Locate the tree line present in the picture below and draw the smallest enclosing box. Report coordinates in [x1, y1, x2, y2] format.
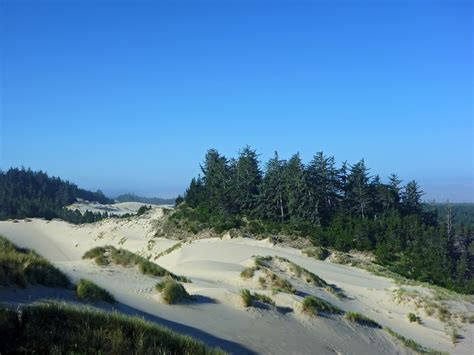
[181, 147, 473, 293]
[0, 168, 112, 223]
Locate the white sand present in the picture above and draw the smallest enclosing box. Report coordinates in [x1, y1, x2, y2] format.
[1, 209, 472, 354]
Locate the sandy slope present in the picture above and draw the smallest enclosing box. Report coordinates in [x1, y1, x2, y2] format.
[66, 199, 164, 216]
[1, 208, 472, 354]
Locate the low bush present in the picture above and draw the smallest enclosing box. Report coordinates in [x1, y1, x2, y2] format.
[407, 312, 421, 323]
[0, 236, 69, 288]
[0, 303, 225, 354]
[76, 279, 115, 303]
[156, 277, 193, 304]
[301, 296, 341, 316]
[344, 311, 381, 328]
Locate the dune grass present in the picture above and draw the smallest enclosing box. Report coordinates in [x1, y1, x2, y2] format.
[76, 279, 115, 304]
[240, 266, 256, 279]
[155, 277, 194, 304]
[384, 327, 448, 354]
[301, 295, 342, 316]
[83, 245, 190, 282]
[0, 235, 69, 288]
[240, 288, 275, 308]
[154, 242, 183, 259]
[344, 311, 381, 328]
[0, 303, 225, 354]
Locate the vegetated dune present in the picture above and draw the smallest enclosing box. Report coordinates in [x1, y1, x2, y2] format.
[0, 207, 472, 354]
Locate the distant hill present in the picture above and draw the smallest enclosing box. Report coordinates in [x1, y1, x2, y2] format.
[115, 193, 176, 206]
[432, 202, 474, 227]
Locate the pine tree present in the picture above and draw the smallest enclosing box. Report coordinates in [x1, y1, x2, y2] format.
[345, 159, 371, 218]
[259, 152, 287, 222]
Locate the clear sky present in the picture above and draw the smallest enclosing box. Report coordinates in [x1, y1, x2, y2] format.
[1, 0, 473, 201]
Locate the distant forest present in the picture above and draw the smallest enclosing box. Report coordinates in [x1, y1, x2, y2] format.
[180, 147, 474, 294]
[115, 193, 175, 205]
[0, 168, 113, 223]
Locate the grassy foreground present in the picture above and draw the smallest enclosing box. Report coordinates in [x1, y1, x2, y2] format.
[0, 235, 69, 288]
[0, 303, 225, 354]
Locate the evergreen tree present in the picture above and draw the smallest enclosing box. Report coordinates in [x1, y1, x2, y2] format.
[401, 180, 424, 215]
[259, 152, 287, 222]
[345, 159, 371, 218]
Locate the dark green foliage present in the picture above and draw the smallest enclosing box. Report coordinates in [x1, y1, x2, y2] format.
[301, 296, 342, 316]
[0, 236, 69, 288]
[344, 311, 381, 328]
[155, 277, 193, 304]
[0, 304, 225, 354]
[0, 167, 112, 223]
[76, 279, 115, 303]
[83, 246, 189, 282]
[182, 147, 474, 294]
[136, 205, 152, 216]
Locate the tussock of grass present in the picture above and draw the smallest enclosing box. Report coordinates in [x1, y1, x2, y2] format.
[240, 267, 256, 279]
[344, 312, 381, 328]
[301, 296, 341, 316]
[83, 246, 190, 282]
[0, 236, 69, 288]
[266, 270, 296, 294]
[0, 303, 225, 354]
[155, 277, 193, 304]
[240, 288, 275, 307]
[240, 288, 252, 307]
[76, 279, 115, 304]
[384, 327, 448, 354]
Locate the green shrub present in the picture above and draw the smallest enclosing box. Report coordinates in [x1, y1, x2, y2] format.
[156, 277, 193, 304]
[0, 236, 69, 288]
[76, 279, 115, 303]
[407, 313, 421, 323]
[240, 289, 252, 307]
[344, 312, 381, 328]
[0, 303, 225, 354]
[301, 296, 341, 316]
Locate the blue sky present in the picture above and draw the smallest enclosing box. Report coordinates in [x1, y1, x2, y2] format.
[1, 0, 473, 201]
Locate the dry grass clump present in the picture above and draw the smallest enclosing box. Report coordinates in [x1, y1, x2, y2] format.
[302, 247, 330, 261]
[384, 327, 447, 354]
[240, 267, 257, 279]
[0, 303, 225, 354]
[155, 277, 194, 304]
[301, 296, 342, 316]
[83, 246, 190, 282]
[0, 236, 69, 288]
[76, 279, 115, 304]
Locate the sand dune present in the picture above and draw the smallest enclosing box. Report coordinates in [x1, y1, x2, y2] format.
[1, 207, 472, 354]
